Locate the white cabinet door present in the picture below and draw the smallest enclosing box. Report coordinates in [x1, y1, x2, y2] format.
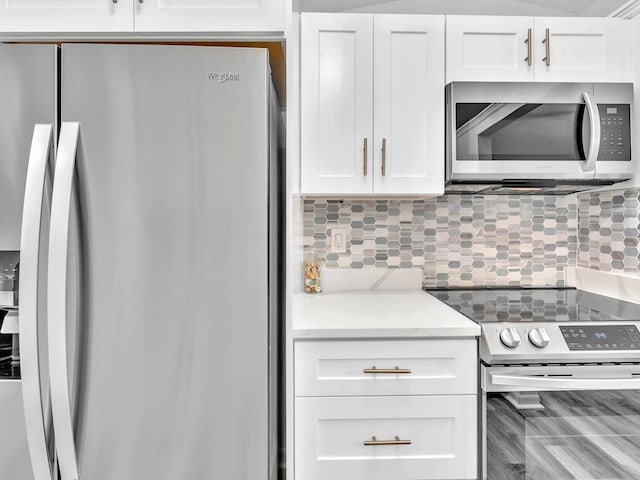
[373, 15, 445, 195]
[533, 18, 632, 82]
[301, 13, 374, 195]
[134, 0, 283, 33]
[446, 15, 534, 82]
[295, 395, 478, 480]
[0, 0, 133, 32]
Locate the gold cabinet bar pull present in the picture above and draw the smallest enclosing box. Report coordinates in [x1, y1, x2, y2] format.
[364, 436, 412, 446]
[542, 28, 550, 66]
[381, 138, 387, 176]
[524, 28, 532, 66]
[363, 138, 368, 176]
[363, 366, 411, 374]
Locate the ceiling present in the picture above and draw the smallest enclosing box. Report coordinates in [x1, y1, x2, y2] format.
[299, 0, 634, 17]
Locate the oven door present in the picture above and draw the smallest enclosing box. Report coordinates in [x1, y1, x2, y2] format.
[482, 364, 640, 480]
[446, 82, 633, 182]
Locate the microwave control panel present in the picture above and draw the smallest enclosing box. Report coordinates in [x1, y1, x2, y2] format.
[598, 104, 631, 161]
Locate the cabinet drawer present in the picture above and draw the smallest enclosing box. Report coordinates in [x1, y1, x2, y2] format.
[295, 395, 477, 480]
[295, 339, 477, 397]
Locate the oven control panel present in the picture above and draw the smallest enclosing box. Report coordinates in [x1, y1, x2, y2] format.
[560, 325, 640, 351]
[480, 322, 640, 364]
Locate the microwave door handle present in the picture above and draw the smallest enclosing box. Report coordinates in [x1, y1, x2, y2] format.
[491, 373, 640, 391]
[582, 91, 600, 174]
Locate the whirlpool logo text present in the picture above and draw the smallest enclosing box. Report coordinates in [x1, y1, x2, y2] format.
[207, 72, 240, 83]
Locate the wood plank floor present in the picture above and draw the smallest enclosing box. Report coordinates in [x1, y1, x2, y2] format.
[487, 390, 640, 480]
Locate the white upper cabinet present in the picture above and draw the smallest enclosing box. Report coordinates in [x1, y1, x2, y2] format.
[0, 0, 134, 33]
[301, 13, 445, 195]
[373, 15, 445, 195]
[533, 17, 631, 82]
[0, 0, 283, 34]
[446, 16, 534, 82]
[300, 13, 374, 195]
[134, 0, 284, 33]
[446, 16, 631, 83]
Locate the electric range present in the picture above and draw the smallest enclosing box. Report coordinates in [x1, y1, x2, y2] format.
[429, 287, 640, 480]
[427, 287, 640, 365]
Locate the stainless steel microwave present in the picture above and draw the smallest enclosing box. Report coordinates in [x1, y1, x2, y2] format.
[446, 82, 634, 194]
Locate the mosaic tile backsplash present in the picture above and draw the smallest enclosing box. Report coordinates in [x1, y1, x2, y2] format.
[303, 188, 640, 288]
[578, 188, 640, 274]
[304, 195, 577, 288]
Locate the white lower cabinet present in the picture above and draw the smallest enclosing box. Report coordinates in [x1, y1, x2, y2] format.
[295, 395, 477, 480]
[294, 339, 478, 479]
[295, 339, 476, 397]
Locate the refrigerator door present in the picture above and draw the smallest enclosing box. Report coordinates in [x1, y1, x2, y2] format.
[0, 381, 38, 480]
[57, 44, 272, 480]
[0, 44, 57, 480]
[0, 45, 55, 250]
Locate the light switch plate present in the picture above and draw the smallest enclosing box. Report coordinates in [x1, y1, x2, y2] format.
[330, 228, 347, 253]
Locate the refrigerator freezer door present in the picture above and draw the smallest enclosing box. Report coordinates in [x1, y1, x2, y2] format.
[0, 45, 56, 250]
[0, 382, 38, 479]
[60, 44, 272, 480]
[0, 44, 58, 480]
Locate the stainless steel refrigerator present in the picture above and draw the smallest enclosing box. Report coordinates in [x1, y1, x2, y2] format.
[1, 43, 281, 480]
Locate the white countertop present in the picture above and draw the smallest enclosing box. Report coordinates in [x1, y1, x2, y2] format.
[293, 290, 480, 339]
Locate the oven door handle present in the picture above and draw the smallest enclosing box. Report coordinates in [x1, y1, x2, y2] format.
[582, 91, 600, 175]
[491, 373, 640, 391]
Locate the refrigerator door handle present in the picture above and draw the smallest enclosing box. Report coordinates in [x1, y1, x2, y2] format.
[19, 124, 55, 480]
[48, 122, 81, 480]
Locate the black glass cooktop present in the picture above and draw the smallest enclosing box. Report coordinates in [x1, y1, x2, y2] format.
[427, 287, 640, 323]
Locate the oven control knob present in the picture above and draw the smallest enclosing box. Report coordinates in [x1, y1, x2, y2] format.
[528, 327, 550, 348]
[499, 328, 521, 349]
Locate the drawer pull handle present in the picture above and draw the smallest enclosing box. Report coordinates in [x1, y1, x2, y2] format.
[363, 366, 411, 374]
[364, 436, 412, 446]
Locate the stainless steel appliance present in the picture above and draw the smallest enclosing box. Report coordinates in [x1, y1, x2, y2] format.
[446, 82, 634, 194]
[430, 288, 640, 480]
[1, 44, 281, 480]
